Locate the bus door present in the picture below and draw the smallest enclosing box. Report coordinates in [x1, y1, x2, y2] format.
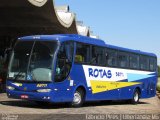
[53, 41, 74, 101]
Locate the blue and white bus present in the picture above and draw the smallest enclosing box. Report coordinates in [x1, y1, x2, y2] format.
[6, 34, 158, 107]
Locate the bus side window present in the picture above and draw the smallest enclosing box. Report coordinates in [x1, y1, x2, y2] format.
[91, 46, 105, 65]
[55, 41, 74, 82]
[129, 54, 139, 69]
[140, 55, 149, 71]
[106, 49, 117, 67]
[149, 57, 157, 71]
[117, 51, 129, 68]
[75, 43, 90, 63]
[75, 55, 83, 62]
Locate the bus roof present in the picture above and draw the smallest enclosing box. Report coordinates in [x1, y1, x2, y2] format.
[19, 34, 157, 57]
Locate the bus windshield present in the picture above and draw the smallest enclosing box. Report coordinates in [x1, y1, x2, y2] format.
[8, 41, 58, 82]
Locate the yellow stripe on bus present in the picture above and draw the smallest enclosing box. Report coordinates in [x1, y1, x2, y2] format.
[90, 80, 141, 94]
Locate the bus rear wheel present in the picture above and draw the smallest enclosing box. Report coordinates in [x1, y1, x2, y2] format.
[71, 89, 84, 107]
[130, 89, 140, 104]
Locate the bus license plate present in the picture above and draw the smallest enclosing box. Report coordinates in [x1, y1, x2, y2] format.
[21, 95, 29, 99]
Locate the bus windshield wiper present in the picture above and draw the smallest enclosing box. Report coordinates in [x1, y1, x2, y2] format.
[14, 70, 24, 81]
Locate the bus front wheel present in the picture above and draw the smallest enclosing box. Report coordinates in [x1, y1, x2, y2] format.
[130, 89, 140, 104]
[71, 89, 84, 107]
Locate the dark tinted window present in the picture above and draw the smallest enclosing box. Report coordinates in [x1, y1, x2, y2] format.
[55, 41, 74, 82]
[75, 43, 90, 63]
[140, 56, 149, 70]
[30, 41, 55, 69]
[29, 41, 57, 82]
[90, 46, 105, 65]
[106, 49, 117, 67]
[9, 41, 58, 82]
[118, 51, 129, 68]
[149, 57, 157, 71]
[10, 41, 34, 72]
[130, 54, 139, 69]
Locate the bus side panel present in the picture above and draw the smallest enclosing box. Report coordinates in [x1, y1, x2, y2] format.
[119, 80, 148, 100]
[71, 65, 120, 101]
[119, 74, 157, 100]
[90, 89, 120, 101]
[71, 64, 157, 101]
[51, 82, 74, 102]
[140, 75, 157, 99]
[70, 64, 91, 100]
[119, 86, 136, 99]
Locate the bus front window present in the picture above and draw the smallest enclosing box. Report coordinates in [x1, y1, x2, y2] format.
[8, 41, 33, 80]
[29, 41, 57, 82]
[8, 41, 58, 82]
[55, 41, 74, 82]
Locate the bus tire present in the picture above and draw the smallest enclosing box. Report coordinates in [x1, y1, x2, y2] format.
[130, 89, 140, 104]
[71, 88, 84, 107]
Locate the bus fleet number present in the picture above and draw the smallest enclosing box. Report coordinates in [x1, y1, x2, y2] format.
[116, 72, 124, 77]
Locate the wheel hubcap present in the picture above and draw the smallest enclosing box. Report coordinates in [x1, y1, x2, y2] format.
[134, 92, 139, 102]
[73, 92, 81, 104]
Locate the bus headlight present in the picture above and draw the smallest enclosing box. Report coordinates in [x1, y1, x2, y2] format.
[37, 89, 51, 93]
[7, 86, 15, 90]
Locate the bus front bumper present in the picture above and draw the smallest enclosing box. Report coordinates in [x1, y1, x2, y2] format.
[6, 89, 53, 102]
